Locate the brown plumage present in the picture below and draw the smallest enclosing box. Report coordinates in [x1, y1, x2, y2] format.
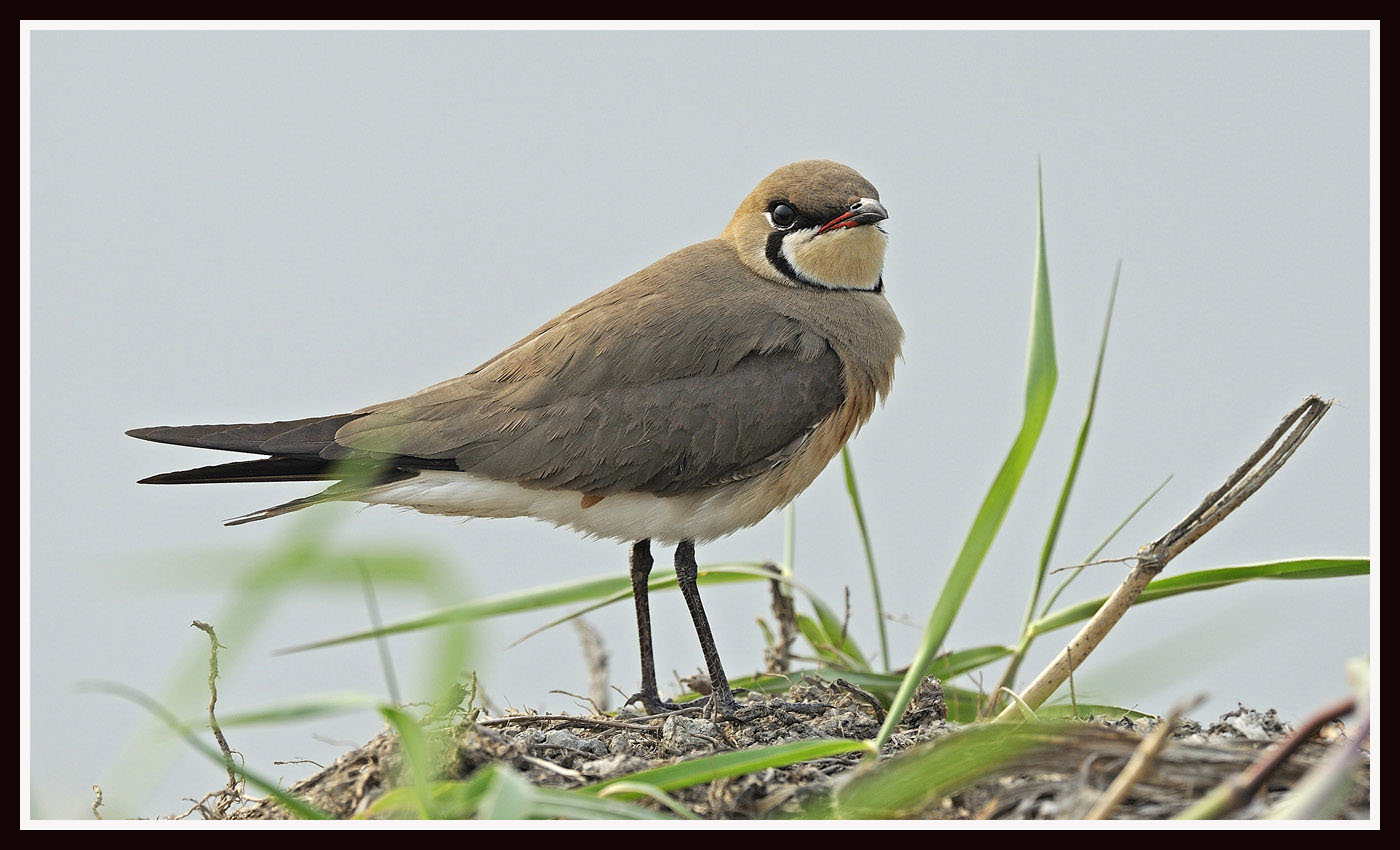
[128, 159, 904, 715]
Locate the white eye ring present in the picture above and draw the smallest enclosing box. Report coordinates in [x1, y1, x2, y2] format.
[765, 203, 797, 231]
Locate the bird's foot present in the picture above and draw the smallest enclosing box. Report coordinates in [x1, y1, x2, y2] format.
[625, 691, 681, 715]
[693, 689, 743, 720]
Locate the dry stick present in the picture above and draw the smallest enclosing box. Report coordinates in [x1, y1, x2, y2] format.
[1047, 555, 1141, 575]
[839, 586, 852, 649]
[1177, 695, 1357, 819]
[1084, 696, 1202, 819]
[834, 678, 887, 724]
[191, 621, 238, 790]
[995, 396, 1332, 722]
[549, 688, 607, 717]
[765, 562, 798, 674]
[475, 713, 669, 733]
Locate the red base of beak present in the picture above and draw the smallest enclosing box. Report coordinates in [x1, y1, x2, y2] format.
[818, 211, 862, 234]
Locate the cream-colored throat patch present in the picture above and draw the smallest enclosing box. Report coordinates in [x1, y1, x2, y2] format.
[782, 225, 887, 290]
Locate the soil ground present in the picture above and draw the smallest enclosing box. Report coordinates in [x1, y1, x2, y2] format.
[221, 676, 1369, 820]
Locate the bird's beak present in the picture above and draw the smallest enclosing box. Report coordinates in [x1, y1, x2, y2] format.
[817, 198, 889, 235]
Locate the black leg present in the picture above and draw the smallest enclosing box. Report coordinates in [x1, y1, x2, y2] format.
[675, 539, 740, 716]
[625, 539, 677, 714]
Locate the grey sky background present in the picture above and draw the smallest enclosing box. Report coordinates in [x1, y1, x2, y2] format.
[29, 29, 1370, 818]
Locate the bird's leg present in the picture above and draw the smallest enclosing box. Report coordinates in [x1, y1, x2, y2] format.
[674, 539, 741, 717]
[625, 539, 678, 715]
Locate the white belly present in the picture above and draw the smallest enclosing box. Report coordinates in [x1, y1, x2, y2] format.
[357, 471, 783, 544]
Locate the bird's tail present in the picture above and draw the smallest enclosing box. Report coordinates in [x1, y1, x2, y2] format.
[127, 414, 416, 525]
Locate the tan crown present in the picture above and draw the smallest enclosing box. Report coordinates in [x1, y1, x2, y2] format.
[721, 159, 888, 291]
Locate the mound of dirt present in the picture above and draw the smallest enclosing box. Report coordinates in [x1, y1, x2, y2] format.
[228, 677, 1368, 820]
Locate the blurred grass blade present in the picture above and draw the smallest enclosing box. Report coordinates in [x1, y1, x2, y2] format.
[584, 738, 868, 797]
[809, 594, 868, 670]
[872, 164, 1058, 753]
[81, 681, 329, 819]
[795, 613, 865, 669]
[367, 766, 494, 819]
[281, 562, 771, 653]
[943, 685, 995, 723]
[359, 561, 402, 705]
[475, 761, 535, 820]
[370, 764, 674, 820]
[1036, 702, 1155, 721]
[927, 645, 1015, 680]
[508, 563, 831, 650]
[523, 788, 676, 820]
[380, 706, 439, 819]
[841, 447, 891, 670]
[1028, 557, 1369, 637]
[1265, 657, 1370, 819]
[596, 782, 702, 819]
[826, 722, 1064, 818]
[192, 691, 379, 728]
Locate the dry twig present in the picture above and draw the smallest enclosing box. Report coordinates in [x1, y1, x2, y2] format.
[764, 562, 798, 674]
[997, 396, 1332, 721]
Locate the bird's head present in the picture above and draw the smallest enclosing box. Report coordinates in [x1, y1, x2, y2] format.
[721, 159, 888, 292]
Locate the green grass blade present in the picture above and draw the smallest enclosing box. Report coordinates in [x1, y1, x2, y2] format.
[474, 763, 537, 820]
[809, 594, 868, 671]
[189, 691, 378, 728]
[943, 685, 994, 723]
[584, 738, 869, 797]
[991, 265, 1121, 708]
[509, 563, 840, 650]
[522, 788, 677, 820]
[367, 768, 495, 819]
[872, 164, 1058, 753]
[280, 562, 771, 653]
[379, 706, 440, 819]
[369, 763, 666, 820]
[1029, 557, 1369, 637]
[596, 782, 702, 819]
[1036, 702, 1155, 721]
[795, 613, 866, 669]
[1018, 262, 1119, 638]
[841, 447, 891, 671]
[825, 722, 1065, 818]
[927, 645, 1016, 680]
[358, 561, 402, 705]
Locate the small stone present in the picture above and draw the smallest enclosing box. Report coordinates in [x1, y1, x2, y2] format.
[662, 714, 721, 751]
[538, 728, 608, 756]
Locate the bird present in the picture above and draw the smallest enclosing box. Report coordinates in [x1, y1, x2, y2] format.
[127, 159, 904, 716]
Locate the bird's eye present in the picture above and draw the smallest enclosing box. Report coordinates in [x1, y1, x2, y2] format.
[769, 203, 797, 229]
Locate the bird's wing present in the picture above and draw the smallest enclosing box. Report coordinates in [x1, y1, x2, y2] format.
[332, 242, 848, 495]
